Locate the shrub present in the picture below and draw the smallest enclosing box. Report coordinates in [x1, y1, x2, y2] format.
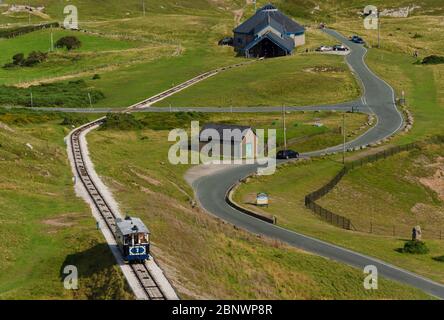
[140, 112, 209, 130]
[101, 113, 142, 130]
[401, 240, 430, 254]
[56, 36, 82, 51]
[23, 51, 48, 67]
[12, 53, 25, 65]
[433, 256, 444, 262]
[422, 55, 444, 65]
[92, 74, 101, 80]
[60, 114, 90, 127]
[3, 51, 47, 68]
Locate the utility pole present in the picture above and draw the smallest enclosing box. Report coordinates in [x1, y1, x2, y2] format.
[28, 2, 31, 25]
[30, 91, 33, 108]
[342, 113, 346, 164]
[377, 10, 381, 48]
[88, 92, 93, 108]
[142, 0, 146, 17]
[50, 29, 54, 52]
[282, 106, 287, 150]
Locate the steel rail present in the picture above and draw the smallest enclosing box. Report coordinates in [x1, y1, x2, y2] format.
[69, 120, 165, 300]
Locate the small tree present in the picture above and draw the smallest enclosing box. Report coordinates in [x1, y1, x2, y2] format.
[56, 36, 82, 51]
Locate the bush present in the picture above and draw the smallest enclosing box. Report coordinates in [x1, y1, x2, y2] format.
[23, 51, 48, 67]
[3, 51, 47, 68]
[101, 113, 142, 130]
[422, 55, 444, 65]
[433, 256, 444, 262]
[140, 112, 209, 130]
[401, 240, 430, 254]
[92, 74, 101, 80]
[60, 114, 90, 127]
[12, 53, 25, 65]
[56, 36, 82, 51]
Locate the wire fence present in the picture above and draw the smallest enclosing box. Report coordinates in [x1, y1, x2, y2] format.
[0, 22, 60, 39]
[304, 139, 444, 239]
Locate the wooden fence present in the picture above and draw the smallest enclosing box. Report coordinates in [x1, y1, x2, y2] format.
[305, 139, 444, 239]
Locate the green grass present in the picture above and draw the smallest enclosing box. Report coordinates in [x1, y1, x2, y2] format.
[0, 109, 133, 299]
[99, 111, 370, 153]
[0, 2, 362, 109]
[231, 12, 444, 288]
[234, 156, 444, 285]
[0, 80, 105, 108]
[0, 28, 164, 87]
[318, 144, 444, 236]
[154, 54, 360, 108]
[87, 121, 432, 299]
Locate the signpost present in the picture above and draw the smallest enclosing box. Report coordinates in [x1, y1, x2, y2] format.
[256, 193, 269, 207]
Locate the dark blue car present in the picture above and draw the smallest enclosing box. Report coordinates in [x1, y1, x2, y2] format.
[350, 35, 365, 44]
[277, 150, 299, 160]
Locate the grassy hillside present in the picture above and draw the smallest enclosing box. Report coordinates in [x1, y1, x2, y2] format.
[0, 1, 362, 109]
[86, 116, 432, 299]
[326, 12, 444, 142]
[0, 109, 133, 299]
[154, 52, 360, 108]
[233, 155, 444, 284]
[318, 143, 444, 236]
[232, 2, 444, 289]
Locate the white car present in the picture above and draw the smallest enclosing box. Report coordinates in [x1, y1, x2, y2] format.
[333, 44, 349, 51]
[316, 45, 333, 52]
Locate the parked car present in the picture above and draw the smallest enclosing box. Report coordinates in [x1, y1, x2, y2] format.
[350, 35, 365, 44]
[316, 45, 333, 52]
[333, 44, 349, 51]
[218, 37, 233, 46]
[276, 150, 300, 160]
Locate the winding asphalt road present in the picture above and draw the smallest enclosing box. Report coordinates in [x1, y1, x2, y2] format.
[190, 30, 444, 299]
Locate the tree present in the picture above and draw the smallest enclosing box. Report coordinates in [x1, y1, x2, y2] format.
[55, 36, 82, 51]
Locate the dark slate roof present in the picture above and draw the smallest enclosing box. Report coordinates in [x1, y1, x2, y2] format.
[245, 32, 295, 53]
[234, 4, 305, 35]
[253, 15, 285, 35]
[116, 217, 150, 236]
[200, 123, 254, 142]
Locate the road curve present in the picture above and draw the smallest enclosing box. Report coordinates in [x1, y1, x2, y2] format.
[190, 30, 444, 298]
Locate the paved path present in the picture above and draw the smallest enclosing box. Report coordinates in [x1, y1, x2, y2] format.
[189, 30, 444, 299]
